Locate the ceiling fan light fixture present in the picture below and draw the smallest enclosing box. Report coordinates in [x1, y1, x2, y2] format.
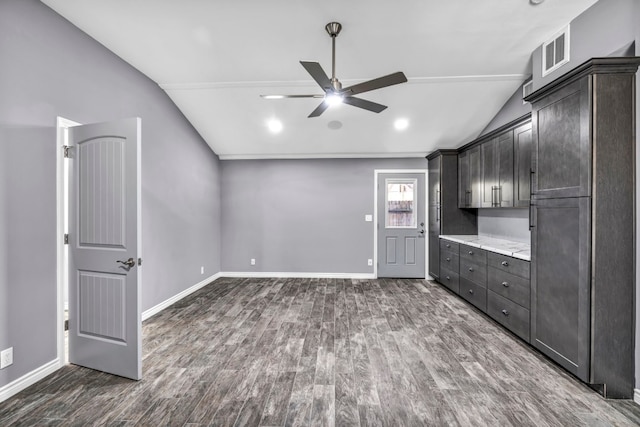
[394, 118, 409, 131]
[324, 93, 344, 107]
[266, 119, 283, 133]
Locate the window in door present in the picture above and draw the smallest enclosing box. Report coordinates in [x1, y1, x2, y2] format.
[385, 178, 417, 228]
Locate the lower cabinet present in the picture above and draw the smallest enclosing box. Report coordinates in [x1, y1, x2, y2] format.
[436, 238, 531, 344]
[439, 240, 460, 293]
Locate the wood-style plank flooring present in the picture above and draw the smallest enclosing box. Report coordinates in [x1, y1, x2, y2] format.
[2, 278, 640, 426]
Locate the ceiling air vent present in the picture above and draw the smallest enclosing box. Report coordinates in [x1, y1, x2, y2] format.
[522, 81, 533, 104]
[542, 25, 570, 77]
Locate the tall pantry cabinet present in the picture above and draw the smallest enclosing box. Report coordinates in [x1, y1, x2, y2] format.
[526, 57, 640, 398]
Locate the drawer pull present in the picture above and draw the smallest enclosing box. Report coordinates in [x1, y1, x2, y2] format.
[501, 261, 509, 267]
[468, 250, 474, 255]
[501, 309, 510, 317]
[446, 276, 451, 281]
[468, 289, 474, 294]
[446, 257, 451, 262]
[446, 244, 451, 248]
[468, 267, 474, 272]
[502, 281, 509, 287]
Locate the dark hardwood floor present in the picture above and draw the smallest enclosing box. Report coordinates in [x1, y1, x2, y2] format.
[2, 278, 640, 426]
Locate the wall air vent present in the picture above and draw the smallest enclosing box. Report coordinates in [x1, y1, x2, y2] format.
[522, 81, 533, 104]
[542, 25, 570, 77]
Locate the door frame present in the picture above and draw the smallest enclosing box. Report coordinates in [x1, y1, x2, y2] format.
[373, 169, 428, 278]
[56, 116, 80, 366]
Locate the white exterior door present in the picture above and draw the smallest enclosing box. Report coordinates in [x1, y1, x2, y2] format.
[377, 172, 426, 278]
[68, 118, 142, 380]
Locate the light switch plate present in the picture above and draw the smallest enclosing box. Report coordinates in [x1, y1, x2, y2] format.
[365, 214, 373, 222]
[367, 259, 373, 266]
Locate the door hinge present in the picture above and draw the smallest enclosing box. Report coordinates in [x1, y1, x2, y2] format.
[63, 145, 71, 158]
[64, 234, 69, 244]
[138, 258, 142, 266]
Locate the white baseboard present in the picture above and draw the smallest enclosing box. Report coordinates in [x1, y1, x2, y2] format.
[0, 358, 61, 403]
[634, 389, 640, 405]
[141, 272, 222, 321]
[219, 271, 376, 279]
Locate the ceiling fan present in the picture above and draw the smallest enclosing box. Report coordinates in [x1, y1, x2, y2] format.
[261, 22, 408, 118]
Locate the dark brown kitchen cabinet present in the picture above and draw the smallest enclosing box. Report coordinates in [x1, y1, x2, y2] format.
[427, 150, 477, 280]
[513, 122, 532, 207]
[526, 57, 640, 399]
[481, 131, 514, 207]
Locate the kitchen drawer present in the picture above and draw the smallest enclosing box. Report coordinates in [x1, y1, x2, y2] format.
[440, 239, 459, 254]
[487, 290, 530, 342]
[438, 267, 460, 294]
[487, 252, 530, 279]
[459, 259, 487, 287]
[460, 244, 487, 263]
[488, 267, 530, 309]
[440, 252, 459, 271]
[459, 277, 487, 312]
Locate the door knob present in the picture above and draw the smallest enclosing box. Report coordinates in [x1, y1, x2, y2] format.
[419, 229, 425, 234]
[117, 258, 136, 268]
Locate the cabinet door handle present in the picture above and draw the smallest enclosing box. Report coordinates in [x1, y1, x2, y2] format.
[502, 281, 509, 287]
[501, 309, 510, 317]
[437, 205, 440, 222]
[529, 168, 535, 197]
[445, 244, 450, 248]
[468, 289, 474, 294]
[468, 267, 474, 272]
[446, 257, 451, 262]
[446, 276, 451, 281]
[468, 250, 473, 255]
[501, 261, 509, 267]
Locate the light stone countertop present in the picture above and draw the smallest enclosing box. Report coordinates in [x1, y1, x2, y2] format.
[439, 234, 531, 261]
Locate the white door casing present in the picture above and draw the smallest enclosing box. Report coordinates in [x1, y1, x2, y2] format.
[67, 117, 142, 380]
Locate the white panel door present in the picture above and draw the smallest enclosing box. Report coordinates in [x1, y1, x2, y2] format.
[377, 172, 426, 278]
[68, 117, 142, 380]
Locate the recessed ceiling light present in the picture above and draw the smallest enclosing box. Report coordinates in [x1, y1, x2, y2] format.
[267, 119, 283, 133]
[262, 95, 285, 99]
[324, 93, 344, 107]
[530, 0, 545, 4]
[394, 118, 409, 131]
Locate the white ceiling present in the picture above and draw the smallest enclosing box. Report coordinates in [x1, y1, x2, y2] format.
[41, 0, 598, 159]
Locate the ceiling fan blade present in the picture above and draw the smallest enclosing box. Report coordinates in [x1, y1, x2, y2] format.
[342, 96, 388, 113]
[308, 101, 330, 118]
[341, 72, 407, 96]
[300, 61, 332, 91]
[260, 94, 324, 99]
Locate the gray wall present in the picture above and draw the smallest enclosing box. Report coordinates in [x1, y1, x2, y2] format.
[635, 0, 640, 394]
[532, 0, 637, 91]
[477, 209, 530, 244]
[0, 0, 221, 388]
[479, 82, 532, 136]
[221, 158, 425, 274]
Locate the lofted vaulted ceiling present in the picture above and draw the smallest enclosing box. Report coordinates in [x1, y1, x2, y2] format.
[41, 0, 598, 159]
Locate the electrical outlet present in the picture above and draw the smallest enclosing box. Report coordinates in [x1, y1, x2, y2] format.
[250, 258, 256, 265]
[200, 266, 204, 275]
[365, 214, 373, 222]
[367, 259, 373, 266]
[1, 347, 13, 369]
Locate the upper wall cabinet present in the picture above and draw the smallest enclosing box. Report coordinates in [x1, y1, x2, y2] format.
[458, 145, 481, 208]
[514, 122, 532, 207]
[481, 131, 514, 208]
[458, 116, 531, 209]
[530, 78, 590, 199]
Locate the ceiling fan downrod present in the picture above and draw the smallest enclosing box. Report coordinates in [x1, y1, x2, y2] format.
[325, 22, 342, 91]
